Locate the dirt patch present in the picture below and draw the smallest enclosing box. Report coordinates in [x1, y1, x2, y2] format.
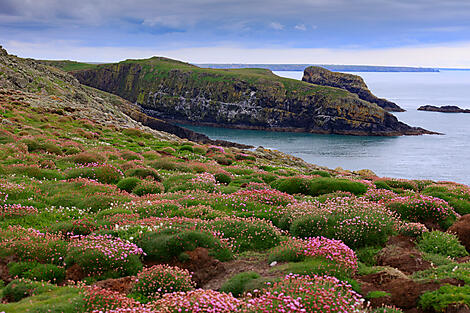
[445, 304, 470, 313]
[202, 253, 281, 291]
[377, 244, 431, 274]
[448, 214, 470, 252]
[66, 264, 85, 282]
[0, 255, 16, 284]
[94, 276, 134, 294]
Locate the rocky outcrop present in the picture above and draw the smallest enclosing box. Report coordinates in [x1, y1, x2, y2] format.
[418, 105, 470, 113]
[70, 57, 436, 136]
[447, 214, 470, 251]
[302, 66, 405, 112]
[0, 46, 250, 148]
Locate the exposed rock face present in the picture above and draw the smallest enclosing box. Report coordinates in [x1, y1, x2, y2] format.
[302, 66, 405, 112]
[0, 46, 249, 148]
[70, 57, 436, 136]
[418, 105, 470, 113]
[447, 214, 470, 251]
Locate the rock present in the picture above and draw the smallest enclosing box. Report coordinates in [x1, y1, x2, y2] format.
[418, 105, 470, 113]
[94, 276, 134, 294]
[302, 66, 405, 112]
[68, 57, 438, 136]
[447, 214, 470, 252]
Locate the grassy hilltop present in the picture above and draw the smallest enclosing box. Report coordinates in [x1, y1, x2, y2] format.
[0, 47, 469, 312]
[55, 57, 435, 136]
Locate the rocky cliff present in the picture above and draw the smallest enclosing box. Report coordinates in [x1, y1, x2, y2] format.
[0, 47, 249, 147]
[69, 57, 435, 136]
[302, 66, 405, 112]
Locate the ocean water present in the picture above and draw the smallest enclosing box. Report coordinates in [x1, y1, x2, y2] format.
[181, 70, 470, 185]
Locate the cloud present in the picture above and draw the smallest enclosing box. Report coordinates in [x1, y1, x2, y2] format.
[294, 24, 307, 31]
[269, 22, 284, 30]
[4, 39, 470, 68]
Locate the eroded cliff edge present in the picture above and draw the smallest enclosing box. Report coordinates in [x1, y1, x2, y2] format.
[68, 57, 436, 136]
[302, 66, 405, 112]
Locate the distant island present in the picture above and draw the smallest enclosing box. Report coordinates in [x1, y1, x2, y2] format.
[418, 105, 470, 113]
[197, 64, 440, 72]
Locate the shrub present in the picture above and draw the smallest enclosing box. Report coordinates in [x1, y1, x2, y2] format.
[150, 158, 190, 172]
[385, 194, 457, 229]
[23, 264, 66, 284]
[66, 234, 144, 277]
[269, 237, 358, 274]
[126, 168, 161, 181]
[8, 261, 39, 277]
[244, 274, 364, 313]
[179, 145, 194, 152]
[120, 150, 142, 161]
[117, 177, 142, 193]
[1, 226, 68, 265]
[308, 170, 331, 177]
[417, 231, 468, 258]
[206, 217, 281, 252]
[271, 177, 367, 196]
[213, 155, 233, 166]
[399, 222, 429, 238]
[152, 289, 242, 313]
[220, 272, 260, 297]
[2, 279, 55, 302]
[65, 164, 123, 184]
[375, 180, 392, 190]
[70, 152, 104, 164]
[132, 180, 164, 196]
[135, 229, 232, 262]
[422, 184, 470, 215]
[0, 129, 14, 144]
[215, 172, 232, 185]
[130, 265, 195, 302]
[419, 285, 470, 312]
[372, 306, 404, 313]
[289, 198, 400, 248]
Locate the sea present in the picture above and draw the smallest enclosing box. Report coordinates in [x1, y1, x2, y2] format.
[181, 70, 470, 185]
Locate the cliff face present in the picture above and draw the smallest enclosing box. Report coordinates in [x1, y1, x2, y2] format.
[0, 47, 251, 147]
[302, 66, 405, 112]
[70, 57, 435, 136]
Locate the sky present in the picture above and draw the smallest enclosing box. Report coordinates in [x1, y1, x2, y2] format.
[1, 0, 470, 67]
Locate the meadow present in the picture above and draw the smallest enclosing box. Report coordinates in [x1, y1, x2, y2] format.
[0, 89, 469, 313]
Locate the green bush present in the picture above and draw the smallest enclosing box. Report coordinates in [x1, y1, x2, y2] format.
[419, 285, 470, 312]
[214, 173, 232, 185]
[179, 145, 194, 152]
[423, 185, 470, 215]
[2, 279, 55, 302]
[135, 229, 232, 262]
[417, 231, 468, 258]
[375, 180, 392, 190]
[23, 264, 66, 284]
[366, 291, 391, 299]
[308, 170, 331, 177]
[65, 165, 122, 184]
[207, 218, 280, 252]
[132, 180, 164, 196]
[220, 272, 260, 297]
[150, 158, 191, 172]
[279, 257, 351, 281]
[289, 215, 326, 239]
[268, 244, 304, 263]
[371, 306, 403, 313]
[271, 177, 367, 196]
[125, 168, 161, 181]
[213, 155, 233, 166]
[8, 261, 39, 277]
[117, 177, 141, 193]
[70, 152, 103, 164]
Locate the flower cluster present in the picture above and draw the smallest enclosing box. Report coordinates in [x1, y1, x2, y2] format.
[131, 265, 195, 301]
[0, 203, 38, 218]
[244, 274, 365, 313]
[69, 234, 144, 261]
[151, 289, 242, 313]
[399, 222, 429, 237]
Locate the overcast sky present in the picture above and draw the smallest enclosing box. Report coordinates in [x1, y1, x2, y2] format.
[1, 0, 470, 66]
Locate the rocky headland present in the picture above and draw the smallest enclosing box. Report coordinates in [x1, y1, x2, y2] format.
[302, 66, 405, 112]
[62, 57, 436, 136]
[418, 105, 470, 113]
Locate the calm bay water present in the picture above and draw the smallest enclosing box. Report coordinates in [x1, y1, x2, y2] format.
[182, 70, 470, 185]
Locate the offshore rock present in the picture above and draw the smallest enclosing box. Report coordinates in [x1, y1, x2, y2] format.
[69, 57, 436, 136]
[302, 66, 405, 112]
[418, 105, 470, 113]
